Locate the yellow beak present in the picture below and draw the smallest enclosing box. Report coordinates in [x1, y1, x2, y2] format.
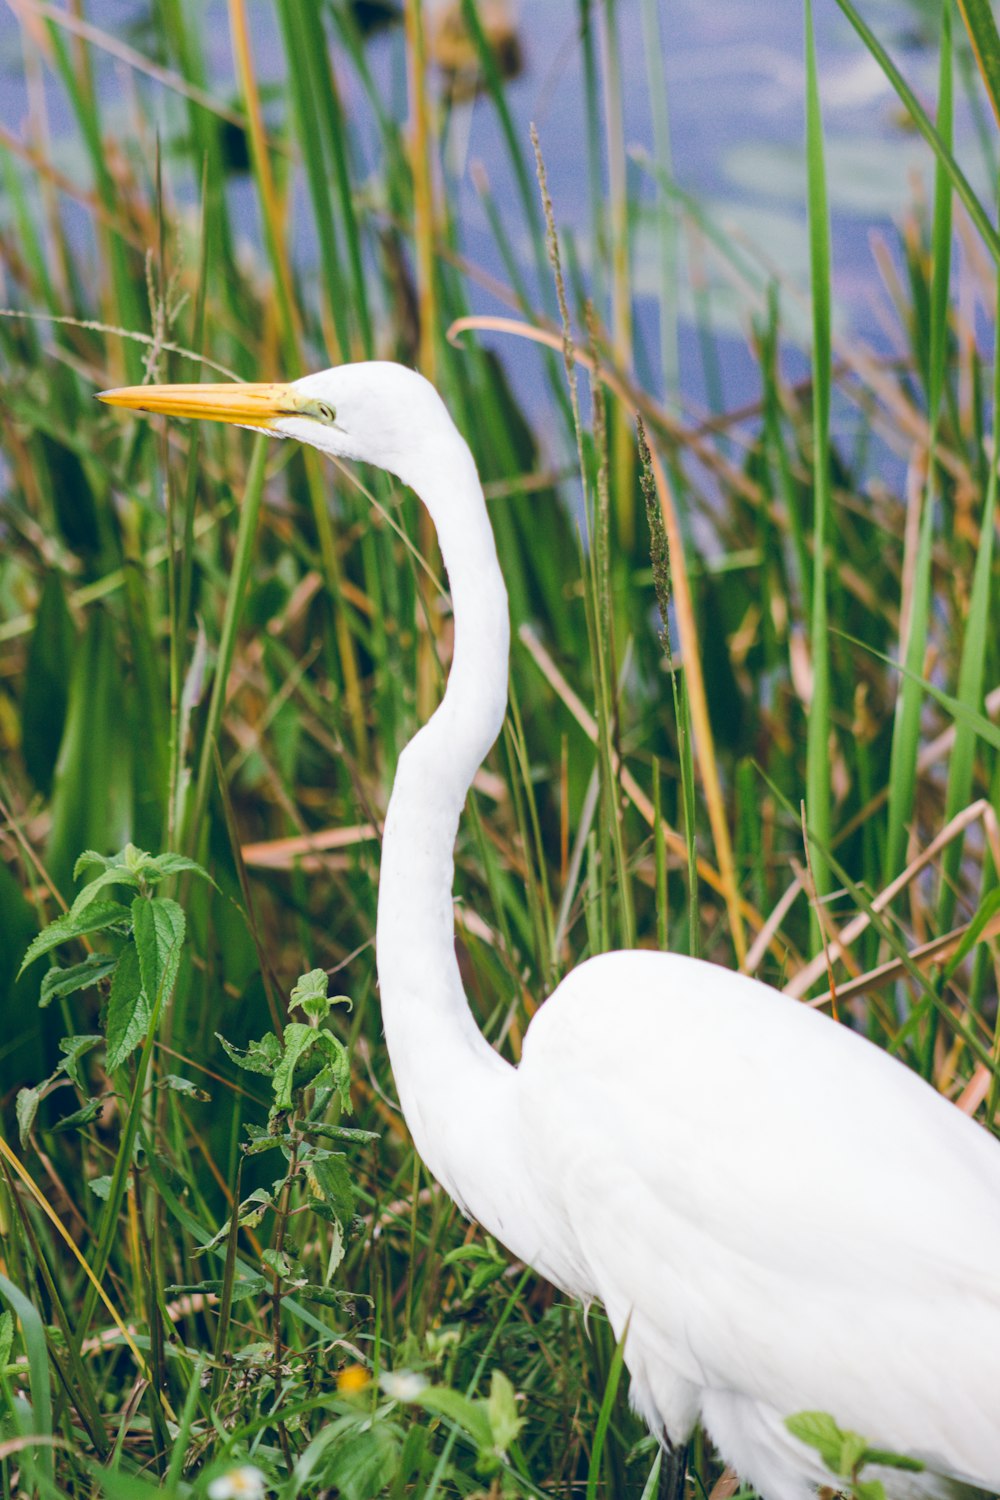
[96, 381, 301, 427]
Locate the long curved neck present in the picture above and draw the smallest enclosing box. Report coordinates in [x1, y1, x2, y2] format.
[375, 432, 519, 1226]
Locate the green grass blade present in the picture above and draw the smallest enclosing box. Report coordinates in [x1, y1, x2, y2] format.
[957, 0, 1000, 126]
[600, 0, 637, 548]
[275, 0, 350, 363]
[182, 435, 268, 863]
[938, 182, 1000, 924]
[585, 1316, 629, 1500]
[834, 0, 1000, 264]
[0, 1273, 54, 1491]
[884, 1, 953, 885]
[639, 0, 679, 401]
[837, 630, 1000, 753]
[804, 0, 833, 915]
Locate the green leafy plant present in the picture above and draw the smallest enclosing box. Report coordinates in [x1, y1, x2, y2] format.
[5, 838, 541, 1497]
[786, 1410, 925, 1500]
[382, 1366, 524, 1476]
[194, 967, 370, 1302]
[16, 844, 214, 1143]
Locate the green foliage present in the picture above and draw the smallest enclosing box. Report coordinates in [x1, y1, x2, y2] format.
[957, 0, 1000, 123]
[803, 0, 834, 917]
[786, 1409, 925, 1500]
[1, 0, 999, 1495]
[21, 572, 74, 796]
[15, 1033, 104, 1146]
[39, 955, 117, 1008]
[0, 1274, 54, 1492]
[6, 840, 459, 1493]
[0, 1309, 14, 1374]
[18, 901, 132, 977]
[290, 966, 351, 1023]
[104, 941, 150, 1072]
[18, 843, 203, 1083]
[218, 1031, 284, 1078]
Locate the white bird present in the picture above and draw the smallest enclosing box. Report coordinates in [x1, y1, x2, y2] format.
[99, 363, 1000, 1500]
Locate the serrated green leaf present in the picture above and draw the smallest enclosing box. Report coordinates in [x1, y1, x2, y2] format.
[242, 1130, 290, 1155]
[50, 1096, 104, 1133]
[310, 1153, 355, 1224]
[194, 1218, 233, 1255]
[839, 1431, 869, 1477]
[273, 1021, 319, 1109]
[298, 1283, 355, 1308]
[122, 843, 153, 874]
[194, 1187, 274, 1255]
[217, 1276, 270, 1304]
[39, 954, 117, 1008]
[18, 900, 131, 978]
[73, 849, 115, 880]
[233, 1341, 273, 1367]
[132, 895, 185, 1011]
[854, 1481, 888, 1500]
[301, 1122, 378, 1144]
[443, 1243, 502, 1266]
[217, 1031, 281, 1077]
[309, 1030, 352, 1111]
[290, 967, 334, 1020]
[16, 1084, 42, 1146]
[321, 1419, 400, 1500]
[326, 1214, 346, 1276]
[468, 1261, 508, 1296]
[145, 852, 219, 889]
[487, 1370, 522, 1454]
[69, 865, 140, 919]
[165, 1276, 267, 1303]
[239, 1187, 274, 1222]
[105, 941, 150, 1072]
[414, 1385, 493, 1455]
[786, 1411, 846, 1473]
[89, 1173, 130, 1201]
[262, 1247, 304, 1283]
[57, 1034, 103, 1088]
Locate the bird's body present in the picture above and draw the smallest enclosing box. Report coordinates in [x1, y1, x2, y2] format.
[520, 952, 1000, 1500]
[99, 362, 1000, 1500]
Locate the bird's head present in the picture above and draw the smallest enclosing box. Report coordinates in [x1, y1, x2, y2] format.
[98, 361, 459, 490]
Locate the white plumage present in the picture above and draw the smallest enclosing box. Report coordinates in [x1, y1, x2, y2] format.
[99, 361, 1000, 1500]
[522, 952, 1000, 1499]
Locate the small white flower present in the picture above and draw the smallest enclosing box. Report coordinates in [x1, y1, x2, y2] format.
[380, 1369, 427, 1402]
[207, 1465, 266, 1500]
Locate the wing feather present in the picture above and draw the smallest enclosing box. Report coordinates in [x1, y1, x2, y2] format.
[517, 950, 1000, 1478]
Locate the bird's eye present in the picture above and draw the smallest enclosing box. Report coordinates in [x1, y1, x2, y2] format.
[317, 402, 335, 423]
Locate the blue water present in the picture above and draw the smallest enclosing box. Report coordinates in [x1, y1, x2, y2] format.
[1, 0, 992, 423]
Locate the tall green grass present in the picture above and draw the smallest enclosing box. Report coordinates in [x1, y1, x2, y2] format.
[0, 1, 999, 1494]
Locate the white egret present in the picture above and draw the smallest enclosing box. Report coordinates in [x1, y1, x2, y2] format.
[99, 363, 1000, 1500]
